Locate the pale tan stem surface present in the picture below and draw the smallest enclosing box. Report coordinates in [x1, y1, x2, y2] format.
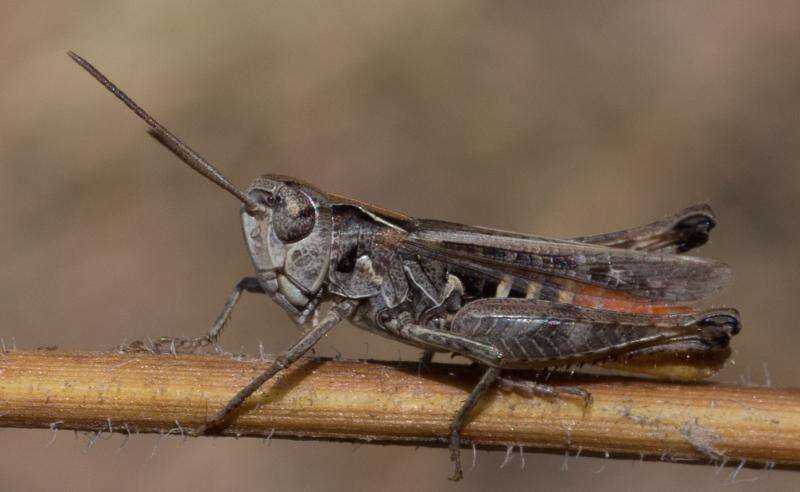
[0, 350, 798, 466]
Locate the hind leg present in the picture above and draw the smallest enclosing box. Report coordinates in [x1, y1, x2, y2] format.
[496, 376, 592, 406]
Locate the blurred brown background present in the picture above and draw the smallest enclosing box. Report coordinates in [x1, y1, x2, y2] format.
[2, 1, 799, 490]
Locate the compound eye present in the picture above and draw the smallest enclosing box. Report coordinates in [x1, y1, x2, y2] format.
[265, 192, 280, 208]
[272, 186, 316, 242]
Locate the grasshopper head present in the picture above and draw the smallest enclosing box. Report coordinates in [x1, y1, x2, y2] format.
[242, 175, 333, 312]
[67, 53, 333, 317]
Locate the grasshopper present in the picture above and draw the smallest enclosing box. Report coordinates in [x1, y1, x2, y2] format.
[68, 52, 740, 480]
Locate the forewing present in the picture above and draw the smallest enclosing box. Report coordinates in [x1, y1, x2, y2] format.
[402, 219, 731, 303]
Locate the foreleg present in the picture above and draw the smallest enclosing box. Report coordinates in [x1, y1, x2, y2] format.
[124, 276, 263, 354]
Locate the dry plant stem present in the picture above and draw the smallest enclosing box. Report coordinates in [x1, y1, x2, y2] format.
[1, 350, 799, 467]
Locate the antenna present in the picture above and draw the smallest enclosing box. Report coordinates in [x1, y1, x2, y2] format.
[67, 51, 266, 216]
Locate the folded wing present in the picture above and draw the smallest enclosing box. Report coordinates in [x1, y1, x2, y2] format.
[572, 203, 716, 253]
[402, 219, 731, 304]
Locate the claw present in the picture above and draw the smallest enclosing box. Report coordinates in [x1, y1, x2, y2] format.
[191, 424, 208, 437]
[118, 339, 153, 353]
[559, 386, 593, 407]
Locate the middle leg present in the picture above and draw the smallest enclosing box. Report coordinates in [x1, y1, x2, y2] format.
[448, 366, 500, 481]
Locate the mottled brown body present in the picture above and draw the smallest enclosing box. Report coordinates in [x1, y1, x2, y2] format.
[67, 52, 740, 481]
[326, 200, 738, 382]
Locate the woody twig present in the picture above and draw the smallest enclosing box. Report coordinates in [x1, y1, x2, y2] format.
[0, 350, 798, 468]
